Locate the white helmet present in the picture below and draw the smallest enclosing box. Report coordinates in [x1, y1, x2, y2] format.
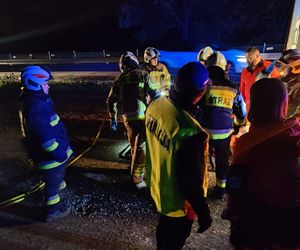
[144, 47, 160, 63]
[205, 51, 227, 71]
[21, 66, 53, 91]
[197, 46, 214, 62]
[119, 51, 139, 72]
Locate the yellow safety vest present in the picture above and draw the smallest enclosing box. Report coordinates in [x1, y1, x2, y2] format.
[146, 97, 208, 217]
[148, 63, 171, 92]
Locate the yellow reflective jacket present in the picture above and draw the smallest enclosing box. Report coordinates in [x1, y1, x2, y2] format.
[146, 97, 209, 217]
[141, 62, 171, 100]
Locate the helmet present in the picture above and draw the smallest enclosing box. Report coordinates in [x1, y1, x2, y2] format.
[119, 51, 139, 72]
[278, 49, 300, 74]
[205, 51, 227, 71]
[21, 66, 53, 91]
[197, 46, 213, 62]
[174, 62, 210, 94]
[279, 49, 300, 63]
[144, 47, 160, 63]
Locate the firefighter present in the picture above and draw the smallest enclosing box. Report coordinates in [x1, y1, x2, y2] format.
[198, 51, 246, 199]
[240, 46, 280, 114]
[106, 51, 151, 189]
[205, 50, 228, 76]
[20, 66, 73, 222]
[140, 47, 171, 101]
[278, 49, 300, 119]
[146, 62, 212, 249]
[197, 46, 214, 65]
[226, 78, 300, 249]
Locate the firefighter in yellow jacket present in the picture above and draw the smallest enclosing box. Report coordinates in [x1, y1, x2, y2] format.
[141, 47, 171, 101]
[146, 62, 212, 249]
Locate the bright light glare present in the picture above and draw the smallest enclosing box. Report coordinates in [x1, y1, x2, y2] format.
[237, 57, 247, 63]
[160, 91, 166, 96]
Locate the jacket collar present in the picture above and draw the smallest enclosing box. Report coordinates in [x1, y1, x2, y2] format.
[246, 60, 264, 73]
[169, 90, 198, 116]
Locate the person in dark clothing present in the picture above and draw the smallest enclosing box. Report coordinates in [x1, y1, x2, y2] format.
[198, 51, 246, 199]
[146, 62, 212, 250]
[107, 51, 152, 189]
[226, 78, 300, 249]
[20, 66, 73, 222]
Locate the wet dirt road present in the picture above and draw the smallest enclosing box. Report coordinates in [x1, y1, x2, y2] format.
[0, 83, 233, 250]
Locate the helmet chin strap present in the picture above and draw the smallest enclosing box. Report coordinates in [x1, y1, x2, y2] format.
[41, 83, 49, 95]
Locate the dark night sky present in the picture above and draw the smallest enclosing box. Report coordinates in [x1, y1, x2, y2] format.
[0, 0, 136, 52]
[0, 0, 294, 53]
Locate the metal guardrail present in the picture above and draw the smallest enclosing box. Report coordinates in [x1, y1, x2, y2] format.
[229, 44, 284, 53]
[0, 50, 144, 65]
[0, 57, 120, 65]
[0, 44, 284, 63]
[260, 52, 282, 61]
[0, 51, 117, 65]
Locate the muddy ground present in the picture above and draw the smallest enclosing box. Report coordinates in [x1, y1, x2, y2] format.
[0, 81, 233, 250]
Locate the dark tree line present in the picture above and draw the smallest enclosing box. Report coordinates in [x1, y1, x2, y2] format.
[118, 0, 294, 50]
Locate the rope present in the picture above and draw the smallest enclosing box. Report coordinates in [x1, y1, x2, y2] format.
[0, 113, 108, 209]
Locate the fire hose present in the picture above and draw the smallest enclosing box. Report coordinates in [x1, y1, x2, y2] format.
[0, 113, 108, 209]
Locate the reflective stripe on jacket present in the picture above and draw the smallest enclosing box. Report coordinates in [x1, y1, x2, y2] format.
[141, 62, 171, 99]
[199, 66, 246, 140]
[22, 90, 73, 168]
[106, 68, 150, 121]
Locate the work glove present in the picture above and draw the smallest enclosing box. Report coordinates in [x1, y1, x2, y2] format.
[197, 203, 212, 233]
[110, 119, 118, 132]
[232, 124, 242, 135]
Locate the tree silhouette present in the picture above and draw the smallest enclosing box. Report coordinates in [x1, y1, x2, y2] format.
[119, 0, 199, 47]
[119, 0, 293, 50]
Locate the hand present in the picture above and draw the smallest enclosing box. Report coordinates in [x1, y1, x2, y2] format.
[197, 214, 212, 233]
[192, 198, 212, 233]
[110, 120, 118, 131]
[232, 125, 241, 135]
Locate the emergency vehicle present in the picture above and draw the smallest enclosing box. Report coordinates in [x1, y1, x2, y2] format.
[286, 0, 300, 50]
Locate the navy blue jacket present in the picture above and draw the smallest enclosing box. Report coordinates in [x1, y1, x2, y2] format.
[198, 66, 246, 140]
[21, 90, 73, 170]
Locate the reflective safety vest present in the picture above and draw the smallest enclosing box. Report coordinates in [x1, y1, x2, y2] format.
[141, 63, 171, 100]
[146, 97, 208, 217]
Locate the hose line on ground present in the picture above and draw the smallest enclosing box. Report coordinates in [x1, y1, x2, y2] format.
[0, 113, 108, 209]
